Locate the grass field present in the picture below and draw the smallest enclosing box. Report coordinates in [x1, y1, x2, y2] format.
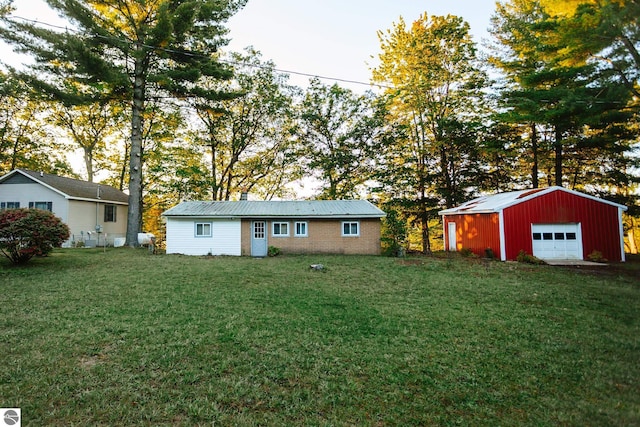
[1, 249, 639, 426]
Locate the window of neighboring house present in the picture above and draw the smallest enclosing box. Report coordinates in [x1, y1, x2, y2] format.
[29, 201, 53, 211]
[295, 221, 308, 237]
[342, 221, 360, 237]
[195, 222, 212, 237]
[272, 222, 289, 237]
[104, 204, 117, 222]
[0, 202, 20, 210]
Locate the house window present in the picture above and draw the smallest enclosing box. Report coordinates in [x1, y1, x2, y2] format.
[342, 221, 360, 237]
[254, 221, 265, 239]
[29, 201, 53, 211]
[272, 222, 289, 237]
[195, 222, 212, 237]
[295, 221, 308, 237]
[0, 202, 20, 210]
[104, 204, 117, 222]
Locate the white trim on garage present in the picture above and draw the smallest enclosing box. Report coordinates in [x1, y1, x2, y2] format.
[618, 207, 626, 262]
[498, 210, 507, 261]
[447, 222, 457, 251]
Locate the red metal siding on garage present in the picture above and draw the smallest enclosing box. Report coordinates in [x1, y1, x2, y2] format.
[502, 190, 623, 261]
[444, 213, 501, 258]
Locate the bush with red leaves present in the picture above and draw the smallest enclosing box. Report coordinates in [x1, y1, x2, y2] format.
[0, 208, 70, 265]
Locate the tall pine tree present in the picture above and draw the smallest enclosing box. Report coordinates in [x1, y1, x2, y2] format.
[0, 0, 246, 245]
[489, 0, 635, 189]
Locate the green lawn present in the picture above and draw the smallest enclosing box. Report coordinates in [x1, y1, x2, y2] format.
[1, 249, 639, 426]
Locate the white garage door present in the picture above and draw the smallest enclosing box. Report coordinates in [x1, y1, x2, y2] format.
[531, 224, 583, 260]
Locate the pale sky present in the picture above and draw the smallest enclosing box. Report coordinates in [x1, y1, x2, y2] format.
[4, 0, 498, 91]
[226, 0, 497, 90]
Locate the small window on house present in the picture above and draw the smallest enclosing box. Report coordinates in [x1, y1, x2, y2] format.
[195, 222, 212, 237]
[342, 221, 360, 237]
[104, 204, 117, 222]
[295, 221, 308, 237]
[566, 232, 577, 240]
[29, 201, 53, 211]
[532, 233, 542, 240]
[0, 202, 20, 210]
[542, 233, 553, 240]
[272, 222, 289, 237]
[554, 233, 565, 240]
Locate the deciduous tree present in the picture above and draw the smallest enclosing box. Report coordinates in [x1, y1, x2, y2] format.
[49, 100, 123, 182]
[189, 49, 297, 201]
[0, 73, 70, 175]
[297, 78, 384, 199]
[372, 13, 487, 253]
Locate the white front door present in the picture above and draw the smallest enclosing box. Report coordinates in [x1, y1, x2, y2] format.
[448, 222, 457, 251]
[531, 224, 582, 260]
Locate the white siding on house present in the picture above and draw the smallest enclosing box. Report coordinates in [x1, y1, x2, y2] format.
[166, 218, 241, 256]
[0, 182, 69, 221]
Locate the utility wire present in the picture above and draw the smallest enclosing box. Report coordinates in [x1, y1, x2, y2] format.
[8, 15, 391, 90]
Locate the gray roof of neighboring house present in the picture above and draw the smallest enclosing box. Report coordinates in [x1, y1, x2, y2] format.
[0, 169, 129, 204]
[438, 186, 627, 215]
[163, 200, 386, 219]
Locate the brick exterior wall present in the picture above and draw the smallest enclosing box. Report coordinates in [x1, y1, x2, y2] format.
[240, 219, 382, 256]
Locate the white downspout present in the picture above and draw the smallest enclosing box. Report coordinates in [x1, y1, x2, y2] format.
[499, 210, 507, 261]
[619, 207, 626, 262]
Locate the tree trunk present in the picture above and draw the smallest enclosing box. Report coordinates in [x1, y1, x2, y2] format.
[421, 211, 431, 255]
[554, 126, 563, 187]
[84, 147, 94, 182]
[440, 145, 454, 208]
[531, 123, 539, 188]
[210, 140, 218, 201]
[10, 136, 19, 170]
[419, 183, 431, 254]
[125, 53, 146, 247]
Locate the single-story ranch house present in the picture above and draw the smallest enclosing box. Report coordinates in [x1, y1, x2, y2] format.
[439, 186, 627, 262]
[0, 169, 129, 247]
[162, 199, 386, 256]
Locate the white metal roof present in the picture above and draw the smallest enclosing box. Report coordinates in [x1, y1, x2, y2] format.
[162, 200, 386, 218]
[439, 186, 627, 215]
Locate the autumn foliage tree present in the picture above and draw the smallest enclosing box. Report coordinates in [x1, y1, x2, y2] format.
[372, 13, 487, 253]
[0, 208, 70, 265]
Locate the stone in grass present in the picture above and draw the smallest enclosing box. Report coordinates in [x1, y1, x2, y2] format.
[310, 263, 325, 271]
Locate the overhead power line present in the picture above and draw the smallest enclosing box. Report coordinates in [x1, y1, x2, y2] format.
[7, 15, 391, 90]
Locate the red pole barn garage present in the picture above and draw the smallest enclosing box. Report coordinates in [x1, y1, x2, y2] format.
[439, 186, 628, 262]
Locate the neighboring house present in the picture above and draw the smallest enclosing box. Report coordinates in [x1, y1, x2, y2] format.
[0, 169, 129, 247]
[162, 200, 386, 256]
[439, 186, 627, 262]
